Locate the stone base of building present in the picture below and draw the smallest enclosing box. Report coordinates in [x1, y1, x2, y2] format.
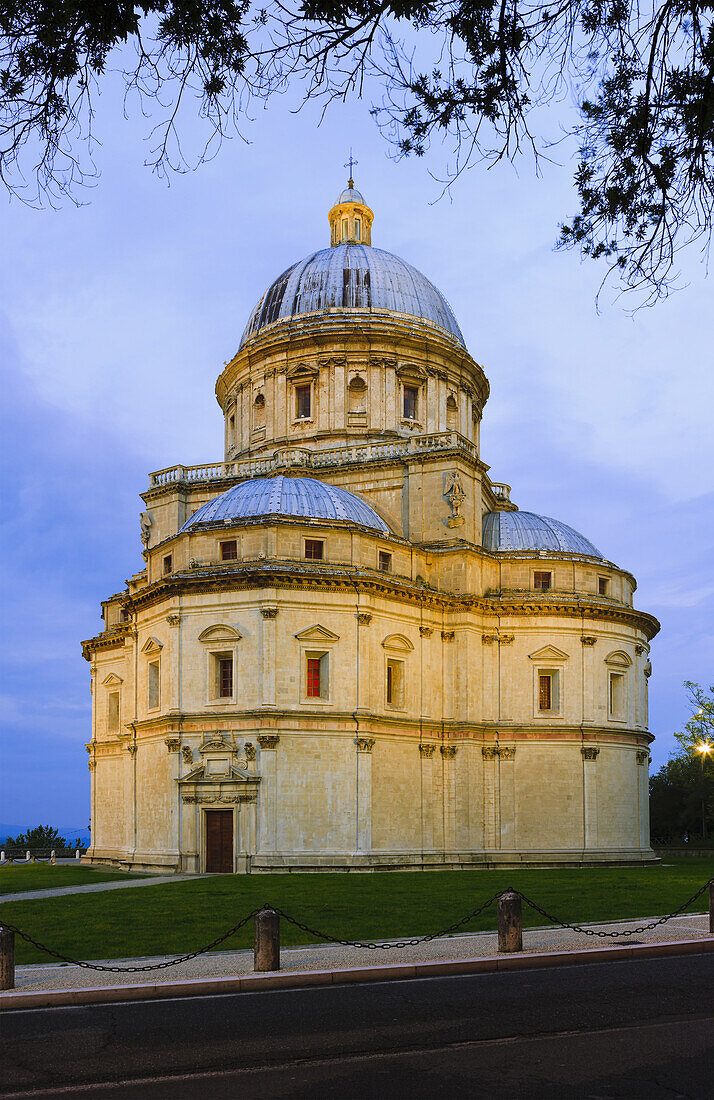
[85, 846, 659, 874]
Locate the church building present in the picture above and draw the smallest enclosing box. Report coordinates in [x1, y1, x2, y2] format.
[82, 180, 659, 872]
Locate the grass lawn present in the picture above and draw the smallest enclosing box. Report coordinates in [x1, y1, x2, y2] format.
[0, 864, 143, 897]
[2, 858, 712, 966]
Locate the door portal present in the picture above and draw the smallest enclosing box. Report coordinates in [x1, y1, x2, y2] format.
[205, 810, 234, 873]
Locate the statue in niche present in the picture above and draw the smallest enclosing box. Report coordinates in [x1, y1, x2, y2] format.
[444, 471, 466, 527]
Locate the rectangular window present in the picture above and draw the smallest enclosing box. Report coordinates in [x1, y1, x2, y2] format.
[342, 218, 348, 239]
[228, 414, 235, 444]
[355, 218, 361, 241]
[216, 654, 233, 699]
[534, 571, 551, 590]
[386, 660, 404, 707]
[598, 576, 609, 596]
[538, 674, 552, 711]
[378, 551, 392, 573]
[148, 661, 160, 710]
[107, 692, 120, 732]
[220, 539, 238, 561]
[609, 672, 625, 719]
[403, 385, 418, 420]
[295, 384, 311, 419]
[162, 554, 173, 575]
[307, 657, 322, 698]
[304, 538, 324, 561]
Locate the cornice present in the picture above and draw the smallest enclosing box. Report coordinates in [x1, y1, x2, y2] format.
[96, 712, 654, 744]
[87, 561, 659, 644]
[216, 312, 488, 408]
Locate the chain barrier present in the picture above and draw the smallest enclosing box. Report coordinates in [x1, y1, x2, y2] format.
[0, 879, 711, 970]
[513, 877, 713, 939]
[0, 907, 263, 972]
[269, 890, 506, 950]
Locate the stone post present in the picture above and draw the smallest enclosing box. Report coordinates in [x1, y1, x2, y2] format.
[254, 908, 280, 972]
[497, 891, 523, 953]
[0, 927, 15, 989]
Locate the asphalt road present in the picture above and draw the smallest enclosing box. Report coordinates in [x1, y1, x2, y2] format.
[2, 953, 713, 1098]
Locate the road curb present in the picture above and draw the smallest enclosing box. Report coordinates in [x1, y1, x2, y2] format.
[1, 935, 713, 1011]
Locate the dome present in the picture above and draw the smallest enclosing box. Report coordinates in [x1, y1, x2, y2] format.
[335, 186, 366, 204]
[483, 510, 603, 558]
[180, 475, 391, 534]
[239, 244, 465, 349]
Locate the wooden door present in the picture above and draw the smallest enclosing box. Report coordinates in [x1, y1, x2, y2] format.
[205, 810, 234, 873]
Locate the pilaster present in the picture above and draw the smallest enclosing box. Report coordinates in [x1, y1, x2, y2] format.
[257, 733, 280, 852]
[582, 746, 600, 847]
[354, 737, 375, 851]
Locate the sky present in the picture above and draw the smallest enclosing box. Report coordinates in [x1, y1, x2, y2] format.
[1, 55, 713, 827]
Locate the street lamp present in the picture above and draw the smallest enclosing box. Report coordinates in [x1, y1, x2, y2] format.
[695, 742, 712, 841]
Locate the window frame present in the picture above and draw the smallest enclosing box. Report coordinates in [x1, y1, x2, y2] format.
[302, 650, 331, 703]
[206, 648, 236, 705]
[162, 554, 173, 576]
[533, 666, 562, 717]
[147, 660, 160, 711]
[402, 384, 419, 421]
[294, 383, 312, 421]
[107, 690, 120, 733]
[533, 570, 552, 591]
[598, 576, 609, 596]
[304, 538, 325, 562]
[219, 539, 238, 562]
[608, 670, 626, 721]
[385, 657, 405, 709]
[378, 550, 393, 573]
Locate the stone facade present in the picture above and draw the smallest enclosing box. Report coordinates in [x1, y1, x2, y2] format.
[83, 185, 659, 873]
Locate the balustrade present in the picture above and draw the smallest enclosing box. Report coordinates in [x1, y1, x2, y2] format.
[148, 431, 481, 490]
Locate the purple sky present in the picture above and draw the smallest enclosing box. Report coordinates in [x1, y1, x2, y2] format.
[1, 84, 713, 826]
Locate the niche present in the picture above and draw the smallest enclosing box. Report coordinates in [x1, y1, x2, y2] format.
[253, 392, 265, 430]
[446, 393, 458, 430]
[348, 375, 367, 420]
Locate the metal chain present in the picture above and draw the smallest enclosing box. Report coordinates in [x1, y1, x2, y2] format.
[269, 891, 505, 949]
[514, 878, 713, 938]
[0, 907, 263, 972]
[1, 878, 710, 970]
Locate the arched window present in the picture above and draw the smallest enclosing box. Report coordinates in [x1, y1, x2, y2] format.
[342, 218, 349, 240]
[348, 375, 367, 414]
[253, 392, 265, 429]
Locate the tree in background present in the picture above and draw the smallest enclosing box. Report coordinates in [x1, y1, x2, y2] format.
[650, 682, 714, 841]
[1, 2, 714, 301]
[5, 825, 68, 848]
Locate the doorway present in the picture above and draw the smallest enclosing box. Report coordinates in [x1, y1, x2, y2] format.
[205, 810, 234, 873]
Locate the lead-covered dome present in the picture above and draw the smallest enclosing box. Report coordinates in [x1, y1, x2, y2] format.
[239, 244, 465, 349]
[180, 475, 391, 534]
[483, 510, 603, 558]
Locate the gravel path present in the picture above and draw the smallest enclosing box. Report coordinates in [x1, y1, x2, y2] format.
[0, 874, 196, 904]
[4, 912, 710, 994]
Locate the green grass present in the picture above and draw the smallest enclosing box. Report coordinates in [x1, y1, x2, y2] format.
[0, 864, 143, 896]
[2, 860, 712, 966]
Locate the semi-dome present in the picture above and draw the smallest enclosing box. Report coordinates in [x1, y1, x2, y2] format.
[180, 475, 391, 534]
[239, 244, 465, 349]
[483, 510, 603, 558]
